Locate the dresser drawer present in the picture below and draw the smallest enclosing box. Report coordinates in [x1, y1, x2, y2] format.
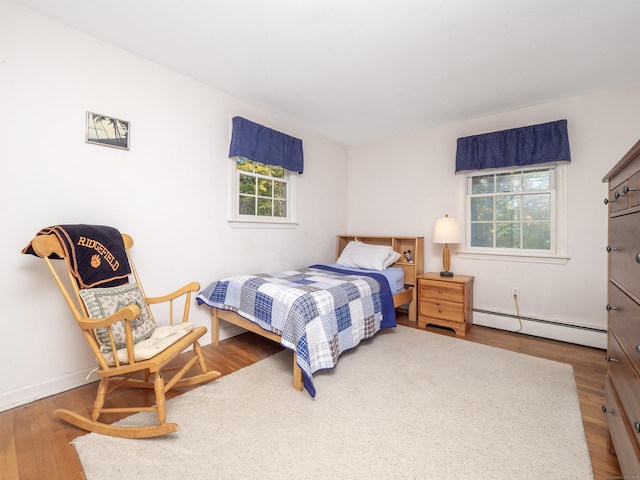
[610, 211, 640, 295]
[630, 171, 640, 208]
[610, 172, 640, 210]
[419, 280, 464, 303]
[608, 334, 640, 454]
[609, 283, 640, 373]
[605, 376, 640, 477]
[610, 180, 630, 213]
[419, 300, 465, 323]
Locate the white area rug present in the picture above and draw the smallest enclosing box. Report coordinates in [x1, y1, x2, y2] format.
[73, 326, 593, 479]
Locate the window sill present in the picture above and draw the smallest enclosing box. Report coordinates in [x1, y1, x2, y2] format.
[227, 219, 298, 229]
[456, 250, 570, 265]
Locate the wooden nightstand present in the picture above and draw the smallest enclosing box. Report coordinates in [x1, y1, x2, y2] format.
[417, 272, 474, 336]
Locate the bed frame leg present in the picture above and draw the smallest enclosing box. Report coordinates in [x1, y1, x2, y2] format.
[211, 309, 220, 346]
[292, 354, 303, 391]
[408, 298, 417, 322]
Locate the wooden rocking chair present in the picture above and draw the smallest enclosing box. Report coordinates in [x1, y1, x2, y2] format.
[27, 228, 221, 438]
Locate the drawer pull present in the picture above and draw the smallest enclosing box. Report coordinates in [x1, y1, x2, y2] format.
[636, 344, 640, 354]
[623, 185, 637, 194]
[605, 355, 618, 363]
[614, 191, 625, 199]
[636, 253, 640, 263]
[602, 405, 613, 414]
[606, 304, 617, 311]
[635, 422, 640, 434]
[606, 246, 618, 252]
[604, 198, 610, 205]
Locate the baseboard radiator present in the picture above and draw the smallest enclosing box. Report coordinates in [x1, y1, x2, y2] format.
[473, 308, 607, 349]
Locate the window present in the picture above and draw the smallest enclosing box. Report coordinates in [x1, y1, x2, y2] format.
[229, 157, 296, 227]
[464, 164, 568, 262]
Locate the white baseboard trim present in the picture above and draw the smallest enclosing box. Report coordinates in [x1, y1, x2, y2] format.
[474, 309, 607, 349]
[217, 311, 608, 351]
[0, 324, 243, 413]
[0, 368, 96, 413]
[217, 321, 250, 341]
[5, 313, 599, 413]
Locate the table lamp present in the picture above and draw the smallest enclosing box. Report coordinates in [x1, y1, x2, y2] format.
[433, 214, 462, 277]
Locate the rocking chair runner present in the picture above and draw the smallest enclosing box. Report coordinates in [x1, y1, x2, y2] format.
[27, 229, 220, 438]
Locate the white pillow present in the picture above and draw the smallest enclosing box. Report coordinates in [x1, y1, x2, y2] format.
[336, 241, 401, 271]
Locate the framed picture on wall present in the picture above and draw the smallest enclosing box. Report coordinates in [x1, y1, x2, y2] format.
[86, 112, 130, 150]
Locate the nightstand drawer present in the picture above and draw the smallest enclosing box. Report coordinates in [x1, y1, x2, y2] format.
[420, 300, 465, 323]
[419, 280, 464, 303]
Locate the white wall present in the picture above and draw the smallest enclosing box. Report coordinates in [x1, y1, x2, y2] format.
[347, 83, 640, 347]
[0, 1, 348, 411]
[4, 0, 640, 413]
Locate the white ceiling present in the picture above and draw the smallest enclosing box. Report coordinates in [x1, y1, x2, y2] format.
[10, 0, 640, 145]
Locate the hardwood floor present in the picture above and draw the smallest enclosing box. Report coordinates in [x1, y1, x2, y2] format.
[0, 316, 622, 479]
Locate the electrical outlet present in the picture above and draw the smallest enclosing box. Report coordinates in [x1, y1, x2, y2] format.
[511, 287, 520, 298]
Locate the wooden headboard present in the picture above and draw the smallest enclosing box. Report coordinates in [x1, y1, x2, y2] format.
[336, 235, 424, 320]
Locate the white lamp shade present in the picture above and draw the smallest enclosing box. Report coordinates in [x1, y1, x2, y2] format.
[433, 215, 462, 244]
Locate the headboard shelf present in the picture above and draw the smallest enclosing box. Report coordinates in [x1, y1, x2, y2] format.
[336, 235, 424, 321]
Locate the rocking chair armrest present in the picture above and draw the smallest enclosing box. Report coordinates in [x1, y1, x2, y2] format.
[77, 305, 142, 330]
[145, 281, 200, 305]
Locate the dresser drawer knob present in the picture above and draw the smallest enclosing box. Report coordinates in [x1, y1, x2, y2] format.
[602, 405, 613, 414]
[614, 191, 625, 199]
[606, 246, 618, 253]
[635, 422, 640, 434]
[636, 344, 640, 354]
[606, 304, 617, 311]
[605, 355, 618, 363]
[636, 253, 640, 264]
[623, 185, 637, 194]
[604, 198, 610, 205]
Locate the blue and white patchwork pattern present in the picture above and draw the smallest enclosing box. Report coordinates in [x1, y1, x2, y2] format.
[196, 265, 396, 397]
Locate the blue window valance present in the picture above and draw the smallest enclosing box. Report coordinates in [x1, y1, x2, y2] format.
[455, 119, 570, 173]
[229, 116, 304, 174]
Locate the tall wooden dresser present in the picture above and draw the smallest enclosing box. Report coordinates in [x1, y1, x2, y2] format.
[602, 138, 640, 477]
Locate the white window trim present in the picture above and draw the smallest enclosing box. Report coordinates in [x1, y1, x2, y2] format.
[456, 162, 569, 265]
[227, 157, 298, 229]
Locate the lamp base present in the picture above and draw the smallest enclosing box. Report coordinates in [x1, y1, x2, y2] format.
[440, 271, 454, 277]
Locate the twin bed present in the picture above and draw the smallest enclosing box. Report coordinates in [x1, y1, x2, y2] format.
[196, 235, 424, 396]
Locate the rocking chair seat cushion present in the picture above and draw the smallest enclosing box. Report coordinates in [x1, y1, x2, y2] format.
[103, 322, 195, 366]
[79, 283, 156, 353]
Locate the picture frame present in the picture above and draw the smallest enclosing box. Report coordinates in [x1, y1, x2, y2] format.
[86, 111, 130, 150]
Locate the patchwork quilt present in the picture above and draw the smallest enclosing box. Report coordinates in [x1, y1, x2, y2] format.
[196, 264, 396, 397]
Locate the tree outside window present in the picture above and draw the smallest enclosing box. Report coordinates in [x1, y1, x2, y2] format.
[235, 157, 288, 219]
[468, 168, 554, 251]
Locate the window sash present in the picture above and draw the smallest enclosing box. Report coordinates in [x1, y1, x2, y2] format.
[466, 166, 557, 254]
[229, 157, 296, 227]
